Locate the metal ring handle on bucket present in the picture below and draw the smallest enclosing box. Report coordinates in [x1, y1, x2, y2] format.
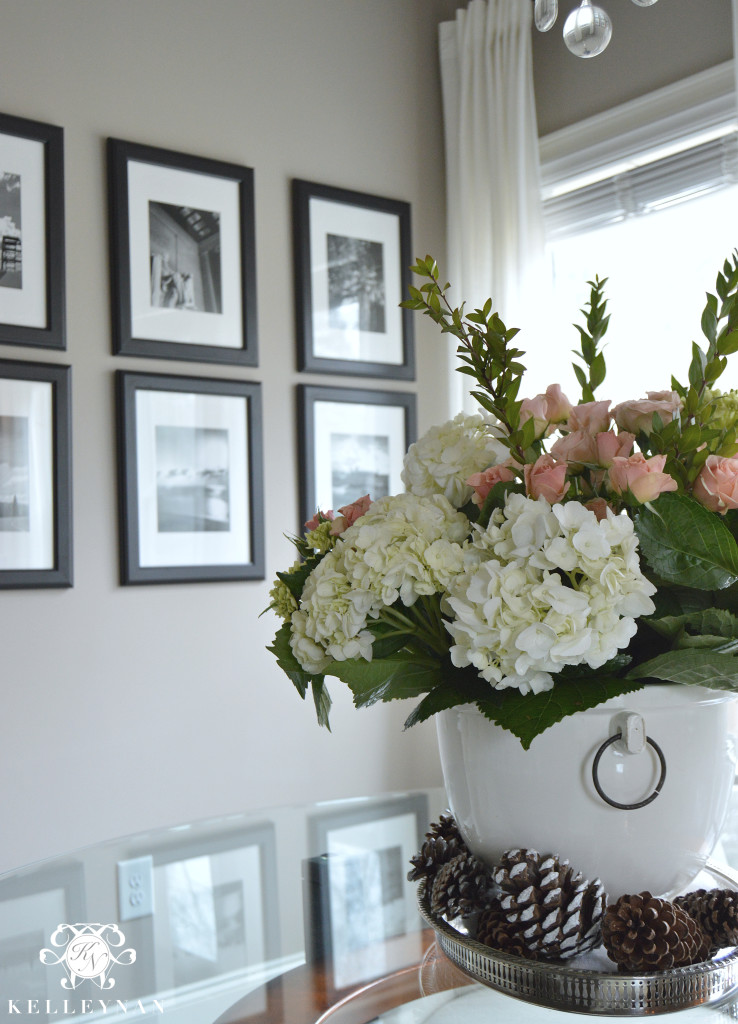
[591, 732, 667, 810]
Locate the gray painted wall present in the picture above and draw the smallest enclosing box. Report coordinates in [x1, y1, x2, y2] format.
[0, 0, 458, 873]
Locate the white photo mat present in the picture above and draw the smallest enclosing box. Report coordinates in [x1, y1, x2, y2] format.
[128, 160, 242, 348]
[0, 133, 46, 330]
[134, 388, 250, 568]
[312, 398, 406, 513]
[308, 197, 403, 365]
[0, 376, 53, 570]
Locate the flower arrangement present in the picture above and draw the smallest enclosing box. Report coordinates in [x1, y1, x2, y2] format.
[269, 254, 738, 748]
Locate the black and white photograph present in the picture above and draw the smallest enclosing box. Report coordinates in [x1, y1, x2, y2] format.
[0, 173, 22, 290]
[297, 384, 416, 529]
[155, 425, 230, 533]
[0, 360, 72, 588]
[149, 201, 222, 313]
[307, 794, 428, 991]
[109, 139, 257, 365]
[0, 415, 29, 531]
[117, 371, 264, 584]
[293, 180, 414, 379]
[0, 114, 65, 349]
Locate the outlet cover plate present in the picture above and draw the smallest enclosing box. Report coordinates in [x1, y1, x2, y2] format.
[117, 855, 154, 921]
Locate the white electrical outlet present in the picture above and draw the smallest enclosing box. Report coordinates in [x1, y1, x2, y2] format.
[117, 855, 154, 921]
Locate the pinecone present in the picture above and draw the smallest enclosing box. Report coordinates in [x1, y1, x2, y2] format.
[674, 888, 738, 954]
[492, 848, 607, 960]
[430, 850, 497, 919]
[427, 813, 467, 850]
[407, 833, 465, 882]
[476, 900, 539, 960]
[602, 892, 710, 971]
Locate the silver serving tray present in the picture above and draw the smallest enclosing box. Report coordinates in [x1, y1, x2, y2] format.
[417, 862, 738, 1016]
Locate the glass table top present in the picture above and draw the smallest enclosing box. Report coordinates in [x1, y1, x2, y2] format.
[3, 784, 738, 1024]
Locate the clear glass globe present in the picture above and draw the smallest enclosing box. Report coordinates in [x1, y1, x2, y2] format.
[563, 1, 613, 58]
[535, 0, 559, 31]
[630, 0, 659, 6]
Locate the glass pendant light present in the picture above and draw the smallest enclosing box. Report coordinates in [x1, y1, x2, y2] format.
[534, 0, 558, 32]
[563, 0, 613, 58]
[630, 0, 659, 6]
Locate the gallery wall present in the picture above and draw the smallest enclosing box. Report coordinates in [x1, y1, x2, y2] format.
[0, 0, 460, 874]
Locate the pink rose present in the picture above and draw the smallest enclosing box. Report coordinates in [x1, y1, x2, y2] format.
[467, 464, 517, 507]
[612, 391, 682, 435]
[543, 384, 572, 424]
[607, 453, 678, 503]
[524, 455, 570, 504]
[519, 395, 549, 436]
[549, 430, 598, 466]
[329, 494, 372, 535]
[595, 430, 635, 466]
[693, 455, 738, 514]
[567, 400, 611, 435]
[305, 509, 334, 531]
[584, 497, 611, 522]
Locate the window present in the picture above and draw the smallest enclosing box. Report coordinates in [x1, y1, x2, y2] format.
[527, 62, 738, 403]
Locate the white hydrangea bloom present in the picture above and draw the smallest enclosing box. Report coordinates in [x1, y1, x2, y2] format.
[401, 412, 508, 508]
[341, 492, 471, 607]
[290, 548, 376, 671]
[446, 495, 656, 693]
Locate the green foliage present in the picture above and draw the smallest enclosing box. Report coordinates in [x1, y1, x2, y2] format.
[635, 493, 738, 590]
[571, 277, 610, 403]
[268, 621, 331, 729]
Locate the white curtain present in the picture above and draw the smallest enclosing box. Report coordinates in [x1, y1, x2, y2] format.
[439, 0, 545, 414]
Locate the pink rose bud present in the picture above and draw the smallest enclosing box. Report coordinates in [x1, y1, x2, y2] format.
[467, 464, 517, 507]
[549, 430, 598, 466]
[519, 395, 550, 436]
[329, 494, 372, 535]
[612, 392, 682, 435]
[607, 453, 678, 504]
[524, 455, 570, 504]
[305, 509, 334, 531]
[595, 430, 636, 466]
[693, 455, 738, 514]
[567, 400, 612, 435]
[584, 497, 611, 522]
[543, 384, 572, 424]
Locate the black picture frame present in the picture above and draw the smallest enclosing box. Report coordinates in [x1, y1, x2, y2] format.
[293, 180, 414, 379]
[297, 384, 416, 529]
[108, 138, 258, 366]
[0, 359, 72, 588]
[0, 113, 65, 350]
[117, 371, 265, 584]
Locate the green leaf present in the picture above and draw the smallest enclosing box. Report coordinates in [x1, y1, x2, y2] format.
[329, 653, 442, 708]
[635, 493, 738, 589]
[627, 648, 738, 691]
[277, 552, 323, 601]
[366, 619, 415, 659]
[268, 621, 328, 720]
[404, 670, 490, 729]
[475, 676, 646, 750]
[312, 678, 332, 730]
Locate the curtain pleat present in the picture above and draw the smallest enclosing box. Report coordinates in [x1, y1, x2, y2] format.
[439, 0, 545, 414]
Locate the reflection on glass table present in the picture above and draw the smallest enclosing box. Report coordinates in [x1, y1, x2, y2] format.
[4, 784, 738, 1023]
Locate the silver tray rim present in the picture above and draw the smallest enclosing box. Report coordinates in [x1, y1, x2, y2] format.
[417, 861, 738, 1016]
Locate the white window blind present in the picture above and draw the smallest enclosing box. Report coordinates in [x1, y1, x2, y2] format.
[544, 131, 738, 241]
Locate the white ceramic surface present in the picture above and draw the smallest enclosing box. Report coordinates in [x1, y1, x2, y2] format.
[436, 685, 738, 899]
